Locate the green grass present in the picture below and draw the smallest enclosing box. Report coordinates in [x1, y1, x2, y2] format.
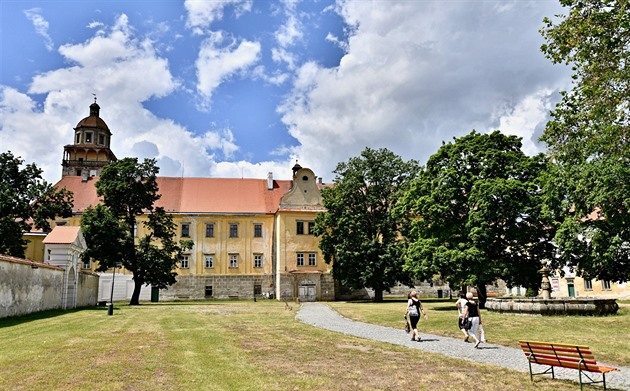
[0, 300, 583, 390]
[328, 298, 630, 366]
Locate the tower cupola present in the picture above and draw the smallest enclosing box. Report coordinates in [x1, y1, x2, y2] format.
[61, 98, 117, 178]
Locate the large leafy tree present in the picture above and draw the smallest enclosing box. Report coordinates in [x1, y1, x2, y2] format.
[313, 148, 420, 302]
[0, 151, 73, 257]
[540, 0, 630, 282]
[81, 157, 191, 305]
[399, 131, 554, 308]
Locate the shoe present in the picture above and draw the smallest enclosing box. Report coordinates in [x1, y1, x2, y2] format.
[464, 336, 469, 342]
[416, 338, 422, 342]
[474, 341, 480, 349]
[411, 337, 416, 341]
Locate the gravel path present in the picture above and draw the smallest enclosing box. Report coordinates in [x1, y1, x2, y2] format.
[297, 303, 630, 390]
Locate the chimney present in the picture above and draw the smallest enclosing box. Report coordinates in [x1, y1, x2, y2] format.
[267, 172, 274, 190]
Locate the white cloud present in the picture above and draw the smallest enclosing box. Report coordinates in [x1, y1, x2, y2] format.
[24, 8, 54, 51]
[492, 89, 556, 156]
[195, 31, 261, 106]
[279, 1, 571, 181]
[1, 13, 235, 183]
[184, 0, 252, 35]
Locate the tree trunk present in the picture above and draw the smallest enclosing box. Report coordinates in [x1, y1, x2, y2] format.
[373, 287, 384, 302]
[476, 284, 488, 309]
[129, 276, 143, 305]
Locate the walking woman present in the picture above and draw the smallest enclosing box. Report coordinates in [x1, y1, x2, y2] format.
[455, 292, 470, 342]
[462, 292, 482, 348]
[405, 291, 428, 341]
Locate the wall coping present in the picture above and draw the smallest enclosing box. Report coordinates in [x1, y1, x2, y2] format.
[0, 254, 63, 271]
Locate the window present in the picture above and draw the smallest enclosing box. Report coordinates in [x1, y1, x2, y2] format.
[602, 280, 611, 290]
[297, 221, 315, 235]
[133, 223, 138, 238]
[204, 254, 214, 268]
[584, 279, 593, 291]
[254, 223, 262, 238]
[85, 132, 92, 143]
[254, 254, 262, 268]
[75, 133, 81, 143]
[205, 223, 215, 238]
[254, 284, 262, 295]
[229, 254, 238, 268]
[205, 285, 213, 297]
[181, 223, 190, 237]
[82, 258, 91, 269]
[297, 253, 304, 266]
[98, 134, 105, 145]
[180, 255, 189, 269]
[229, 223, 238, 238]
[308, 253, 316, 266]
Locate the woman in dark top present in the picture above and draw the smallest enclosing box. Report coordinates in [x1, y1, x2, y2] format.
[405, 290, 428, 342]
[462, 292, 482, 348]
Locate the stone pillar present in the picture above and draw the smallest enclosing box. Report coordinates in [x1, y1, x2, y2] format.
[540, 265, 552, 299]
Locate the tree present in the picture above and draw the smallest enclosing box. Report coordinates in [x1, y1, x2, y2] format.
[80, 157, 191, 305]
[313, 147, 420, 302]
[0, 151, 73, 257]
[540, 0, 630, 282]
[399, 131, 554, 308]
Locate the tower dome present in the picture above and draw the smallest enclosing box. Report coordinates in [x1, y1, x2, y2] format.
[61, 99, 117, 178]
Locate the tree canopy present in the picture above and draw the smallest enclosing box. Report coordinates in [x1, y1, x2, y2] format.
[0, 151, 73, 258]
[399, 131, 554, 307]
[313, 147, 420, 301]
[540, 0, 630, 282]
[81, 157, 191, 305]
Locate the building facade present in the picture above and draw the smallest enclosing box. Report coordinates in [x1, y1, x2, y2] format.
[42, 101, 334, 302]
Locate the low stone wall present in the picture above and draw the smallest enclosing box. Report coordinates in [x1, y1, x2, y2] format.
[76, 272, 100, 307]
[0, 258, 64, 318]
[486, 297, 619, 316]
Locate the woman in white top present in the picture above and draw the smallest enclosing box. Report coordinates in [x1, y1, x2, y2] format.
[455, 292, 470, 341]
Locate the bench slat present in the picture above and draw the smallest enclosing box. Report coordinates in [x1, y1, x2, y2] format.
[525, 352, 598, 366]
[519, 343, 594, 356]
[522, 349, 596, 361]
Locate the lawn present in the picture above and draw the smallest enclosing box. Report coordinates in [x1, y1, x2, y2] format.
[328, 298, 630, 367]
[0, 300, 580, 391]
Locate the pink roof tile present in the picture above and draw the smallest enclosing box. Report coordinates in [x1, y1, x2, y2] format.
[43, 226, 81, 244]
[54, 176, 293, 214]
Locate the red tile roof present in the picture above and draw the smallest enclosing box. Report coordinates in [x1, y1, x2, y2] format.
[54, 176, 293, 214]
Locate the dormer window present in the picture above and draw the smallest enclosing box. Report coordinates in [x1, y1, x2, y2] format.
[302, 175, 309, 181]
[85, 132, 92, 143]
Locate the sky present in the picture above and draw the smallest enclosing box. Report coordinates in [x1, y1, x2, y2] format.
[0, 0, 571, 185]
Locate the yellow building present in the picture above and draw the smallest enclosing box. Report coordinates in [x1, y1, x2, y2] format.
[36, 101, 333, 301]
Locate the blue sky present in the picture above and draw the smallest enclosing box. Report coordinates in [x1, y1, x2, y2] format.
[1, 0, 570, 184]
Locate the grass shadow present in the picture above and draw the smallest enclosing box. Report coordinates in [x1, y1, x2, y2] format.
[0, 305, 107, 327]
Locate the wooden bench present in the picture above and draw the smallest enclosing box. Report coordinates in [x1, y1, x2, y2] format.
[519, 340, 618, 390]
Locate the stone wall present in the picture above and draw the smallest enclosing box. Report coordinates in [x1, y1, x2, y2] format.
[76, 272, 100, 307]
[0, 258, 64, 318]
[0, 256, 99, 319]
